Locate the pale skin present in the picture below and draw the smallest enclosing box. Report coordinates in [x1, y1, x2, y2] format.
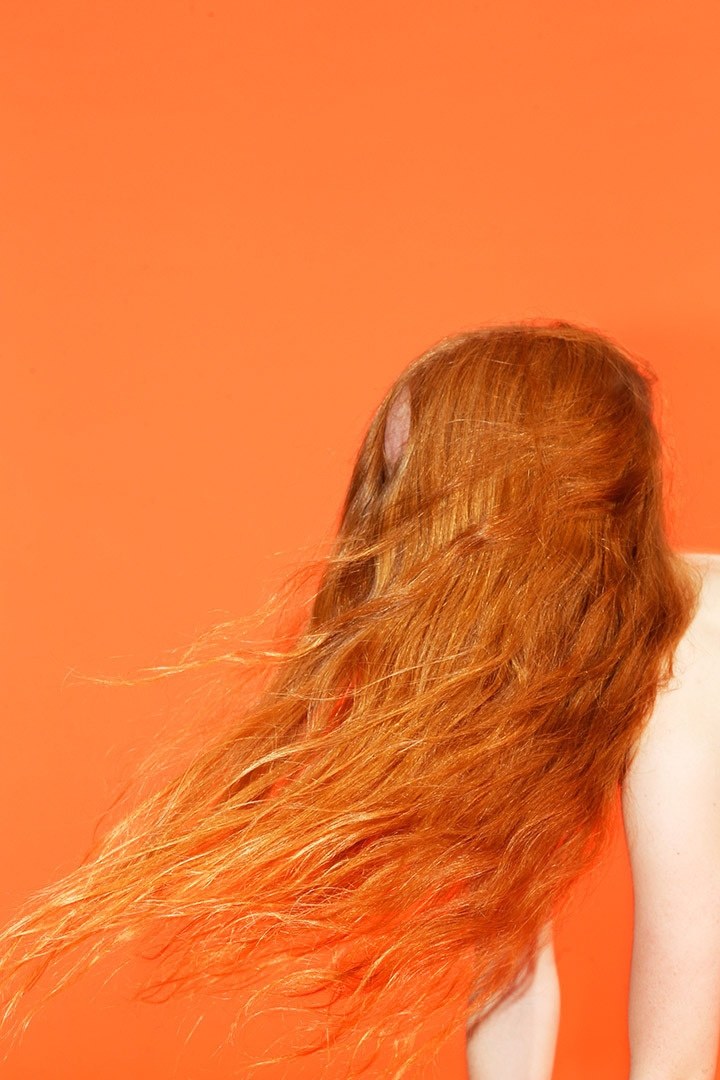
[465, 550, 720, 1080]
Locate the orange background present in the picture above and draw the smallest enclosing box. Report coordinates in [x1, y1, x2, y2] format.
[2, 2, 719, 1077]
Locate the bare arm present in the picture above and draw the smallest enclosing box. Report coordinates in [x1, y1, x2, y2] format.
[621, 566, 720, 1080]
[465, 920, 560, 1080]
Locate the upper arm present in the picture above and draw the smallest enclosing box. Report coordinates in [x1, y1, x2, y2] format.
[621, 569, 720, 1078]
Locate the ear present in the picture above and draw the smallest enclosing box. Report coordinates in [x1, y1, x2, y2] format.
[383, 383, 412, 473]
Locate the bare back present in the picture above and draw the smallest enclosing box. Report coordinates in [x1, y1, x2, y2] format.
[620, 548, 720, 1079]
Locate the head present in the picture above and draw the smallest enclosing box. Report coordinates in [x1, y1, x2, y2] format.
[339, 320, 674, 585]
[312, 319, 696, 692]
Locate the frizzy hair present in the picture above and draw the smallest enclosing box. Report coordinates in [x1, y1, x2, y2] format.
[0, 318, 702, 1078]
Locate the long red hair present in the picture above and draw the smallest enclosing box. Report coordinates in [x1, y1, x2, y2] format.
[0, 319, 702, 1077]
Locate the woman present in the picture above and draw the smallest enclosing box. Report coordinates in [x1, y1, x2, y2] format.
[0, 318, 716, 1080]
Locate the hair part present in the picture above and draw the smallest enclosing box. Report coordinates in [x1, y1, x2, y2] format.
[382, 382, 412, 476]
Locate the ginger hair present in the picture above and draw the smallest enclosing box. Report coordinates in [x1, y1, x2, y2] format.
[0, 318, 702, 1077]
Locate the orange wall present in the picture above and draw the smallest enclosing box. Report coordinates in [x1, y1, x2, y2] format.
[2, 2, 719, 1077]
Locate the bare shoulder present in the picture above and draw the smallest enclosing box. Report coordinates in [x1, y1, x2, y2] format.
[677, 549, 720, 620]
[665, 551, 720, 715]
[623, 549, 720, 793]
